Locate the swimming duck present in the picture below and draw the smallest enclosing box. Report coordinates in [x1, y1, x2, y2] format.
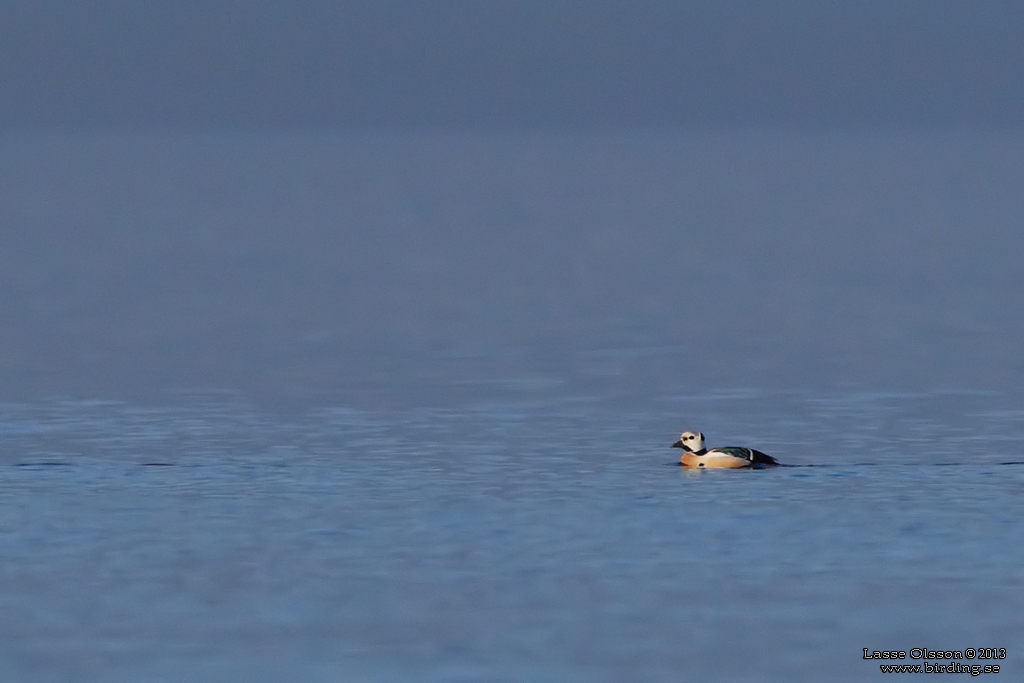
[671, 431, 779, 469]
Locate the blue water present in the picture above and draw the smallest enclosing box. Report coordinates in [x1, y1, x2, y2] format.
[1, 131, 1023, 680]
[1, 391, 1021, 682]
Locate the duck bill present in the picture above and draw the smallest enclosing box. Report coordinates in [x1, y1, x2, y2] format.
[670, 440, 685, 449]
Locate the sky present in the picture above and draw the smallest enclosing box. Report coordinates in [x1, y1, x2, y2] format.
[2, 0, 1024, 128]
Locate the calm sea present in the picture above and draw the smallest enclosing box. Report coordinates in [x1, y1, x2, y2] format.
[1, 131, 1022, 681]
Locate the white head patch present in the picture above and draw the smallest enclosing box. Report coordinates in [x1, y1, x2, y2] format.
[679, 431, 705, 451]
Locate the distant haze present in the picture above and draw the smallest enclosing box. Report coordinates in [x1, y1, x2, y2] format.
[2, 0, 1024, 128]
[3, 130, 1023, 407]
[3, 3, 1024, 408]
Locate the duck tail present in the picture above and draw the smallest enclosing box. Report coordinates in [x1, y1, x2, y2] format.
[750, 449, 779, 466]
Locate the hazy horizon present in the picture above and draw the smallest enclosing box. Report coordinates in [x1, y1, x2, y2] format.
[3, 3, 1024, 408]
[3, 128, 1023, 409]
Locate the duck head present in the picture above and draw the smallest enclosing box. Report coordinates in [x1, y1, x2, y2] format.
[671, 431, 705, 452]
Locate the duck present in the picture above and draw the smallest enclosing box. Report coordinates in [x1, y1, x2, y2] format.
[671, 431, 779, 469]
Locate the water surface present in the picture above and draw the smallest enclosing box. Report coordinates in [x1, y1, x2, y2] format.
[1, 391, 1021, 682]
